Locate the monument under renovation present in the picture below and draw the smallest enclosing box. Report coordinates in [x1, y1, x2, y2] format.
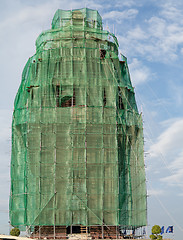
[10, 8, 147, 239]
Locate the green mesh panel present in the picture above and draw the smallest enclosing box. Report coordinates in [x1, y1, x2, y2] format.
[10, 8, 147, 229]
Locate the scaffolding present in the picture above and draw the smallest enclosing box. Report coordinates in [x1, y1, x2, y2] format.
[10, 8, 147, 239]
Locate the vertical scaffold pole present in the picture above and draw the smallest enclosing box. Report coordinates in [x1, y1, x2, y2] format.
[83, 15, 88, 231]
[39, 225, 40, 239]
[71, 22, 74, 236]
[54, 118, 56, 239]
[102, 224, 104, 239]
[39, 92, 42, 240]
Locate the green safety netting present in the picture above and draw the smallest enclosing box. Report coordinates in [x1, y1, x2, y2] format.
[10, 8, 147, 230]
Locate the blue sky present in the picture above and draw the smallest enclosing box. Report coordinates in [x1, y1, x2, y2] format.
[0, 0, 183, 239]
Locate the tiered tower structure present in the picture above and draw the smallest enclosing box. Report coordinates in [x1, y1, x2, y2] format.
[10, 8, 147, 239]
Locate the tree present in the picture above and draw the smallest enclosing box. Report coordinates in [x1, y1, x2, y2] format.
[10, 227, 20, 236]
[150, 225, 162, 240]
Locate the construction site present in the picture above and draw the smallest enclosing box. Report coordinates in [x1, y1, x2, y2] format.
[10, 8, 147, 239]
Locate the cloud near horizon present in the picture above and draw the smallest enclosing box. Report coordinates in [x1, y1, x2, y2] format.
[128, 58, 151, 86]
[149, 118, 183, 187]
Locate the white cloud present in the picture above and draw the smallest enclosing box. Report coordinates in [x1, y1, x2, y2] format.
[84, 0, 103, 10]
[161, 169, 183, 187]
[0, 0, 104, 33]
[127, 26, 148, 40]
[102, 9, 138, 23]
[116, 2, 183, 63]
[0, 2, 56, 31]
[149, 118, 183, 157]
[147, 188, 165, 196]
[170, 151, 183, 170]
[160, 149, 183, 187]
[160, 2, 183, 23]
[114, 0, 136, 8]
[149, 118, 183, 187]
[128, 58, 151, 85]
[147, 16, 183, 59]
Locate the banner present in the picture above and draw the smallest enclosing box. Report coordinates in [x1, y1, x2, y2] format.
[166, 226, 173, 233]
